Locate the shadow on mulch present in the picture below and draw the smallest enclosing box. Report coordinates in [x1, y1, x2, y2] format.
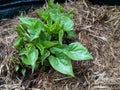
[0, 0, 120, 90]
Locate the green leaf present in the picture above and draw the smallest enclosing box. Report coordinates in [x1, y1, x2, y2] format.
[50, 14, 74, 31]
[16, 26, 27, 37]
[63, 42, 93, 60]
[39, 32, 51, 41]
[44, 25, 51, 33]
[48, 1, 64, 13]
[35, 43, 44, 55]
[67, 31, 77, 39]
[25, 43, 33, 49]
[15, 65, 19, 71]
[13, 37, 23, 48]
[21, 55, 30, 65]
[61, 16, 74, 31]
[43, 41, 58, 48]
[19, 17, 44, 41]
[51, 20, 60, 33]
[36, 9, 48, 21]
[41, 50, 50, 64]
[50, 44, 66, 54]
[49, 11, 61, 21]
[19, 17, 37, 26]
[48, 0, 54, 6]
[27, 47, 38, 72]
[59, 30, 64, 45]
[49, 54, 74, 77]
[65, 9, 74, 18]
[15, 26, 30, 41]
[21, 46, 38, 72]
[19, 48, 27, 55]
[21, 68, 26, 76]
[14, 1, 84, 77]
[28, 20, 44, 41]
[47, 17, 52, 26]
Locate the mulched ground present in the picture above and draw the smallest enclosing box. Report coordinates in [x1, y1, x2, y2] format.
[0, 0, 120, 90]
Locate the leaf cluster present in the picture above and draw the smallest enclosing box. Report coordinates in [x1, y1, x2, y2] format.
[14, 0, 93, 76]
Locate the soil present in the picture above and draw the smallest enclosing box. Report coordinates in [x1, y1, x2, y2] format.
[0, 0, 120, 90]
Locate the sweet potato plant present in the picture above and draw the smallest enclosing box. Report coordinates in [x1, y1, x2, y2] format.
[14, 0, 93, 77]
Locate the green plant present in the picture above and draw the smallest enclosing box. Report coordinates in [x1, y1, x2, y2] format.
[14, 0, 93, 77]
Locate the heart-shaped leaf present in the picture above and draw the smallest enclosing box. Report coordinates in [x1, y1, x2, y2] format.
[49, 54, 74, 77]
[63, 42, 93, 60]
[65, 9, 74, 18]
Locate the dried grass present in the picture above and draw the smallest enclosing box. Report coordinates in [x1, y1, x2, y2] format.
[0, 0, 120, 89]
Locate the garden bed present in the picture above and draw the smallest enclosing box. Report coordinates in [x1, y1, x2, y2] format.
[0, 0, 120, 89]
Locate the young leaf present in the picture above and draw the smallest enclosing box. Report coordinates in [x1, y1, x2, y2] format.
[44, 25, 51, 33]
[63, 42, 93, 60]
[51, 20, 60, 33]
[65, 9, 74, 18]
[13, 37, 23, 48]
[59, 30, 64, 45]
[36, 9, 48, 21]
[49, 54, 74, 77]
[15, 65, 19, 71]
[21, 68, 26, 76]
[48, 0, 54, 6]
[48, 0, 64, 13]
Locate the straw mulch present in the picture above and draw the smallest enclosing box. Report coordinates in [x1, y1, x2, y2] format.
[0, 0, 120, 90]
